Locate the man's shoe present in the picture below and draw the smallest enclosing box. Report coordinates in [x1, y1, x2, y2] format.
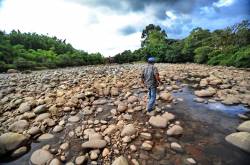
[146, 111, 155, 116]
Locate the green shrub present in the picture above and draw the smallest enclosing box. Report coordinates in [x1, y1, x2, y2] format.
[194, 46, 212, 64]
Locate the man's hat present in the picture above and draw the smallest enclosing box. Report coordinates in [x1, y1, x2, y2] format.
[148, 57, 156, 63]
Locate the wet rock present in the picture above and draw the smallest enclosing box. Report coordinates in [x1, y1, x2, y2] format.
[0, 132, 28, 155]
[9, 120, 29, 133]
[170, 142, 183, 152]
[194, 87, 216, 97]
[75, 156, 86, 165]
[225, 132, 250, 153]
[112, 156, 128, 165]
[237, 121, 250, 133]
[193, 97, 205, 103]
[53, 125, 63, 133]
[121, 124, 137, 137]
[38, 133, 55, 141]
[49, 158, 62, 165]
[159, 92, 173, 102]
[81, 140, 107, 149]
[167, 125, 183, 136]
[186, 158, 196, 165]
[149, 115, 168, 128]
[161, 112, 175, 121]
[11, 146, 28, 158]
[30, 149, 53, 165]
[34, 104, 47, 114]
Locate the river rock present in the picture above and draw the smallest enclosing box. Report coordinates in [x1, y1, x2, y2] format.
[225, 132, 250, 153]
[237, 121, 250, 133]
[103, 124, 118, 135]
[17, 102, 31, 113]
[117, 103, 127, 112]
[127, 95, 138, 103]
[53, 125, 63, 133]
[167, 125, 183, 136]
[149, 115, 168, 128]
[140, 132, 152, 140]
[34, 104, 47, 114]
[60, 142, 69, 150]
[112, 156, 128, 165]
[9, 120, 29, 133]
[28, 126, 41, 135]
[170, 142, 183, 152]
[7, 69, 18, 73]
[194, 87, 216, 97]
[38, 133, 55, 141]
[161, 112, 175, 121]
[141, 141, 153, 151]
[49, 158, 62, 165]
[102, 148, 109, 157]
[30, 149, 53, 165]
[11, 146, 27, 158]
[159, 92, 173, 102]
[35, 113, 51, 122]
[68, 115, 80, 123]
[121, 124, 137, 137]
[81, 140, 107, 149]
[75, 156, 86, 165]
[0, 132, 28, 155]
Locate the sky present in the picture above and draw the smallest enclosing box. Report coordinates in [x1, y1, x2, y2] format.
[0, 0, 249, 56]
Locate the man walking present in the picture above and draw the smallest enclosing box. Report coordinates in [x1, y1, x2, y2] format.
[141, 57, 161, 116]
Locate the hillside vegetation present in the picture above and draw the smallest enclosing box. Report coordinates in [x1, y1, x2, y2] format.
[114, 20, 250, 68]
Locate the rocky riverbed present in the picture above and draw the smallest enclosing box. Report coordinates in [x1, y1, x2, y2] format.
[0, 63, 250, 165]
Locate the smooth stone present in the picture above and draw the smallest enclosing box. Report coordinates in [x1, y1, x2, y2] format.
[103, 125, 118, 135]
[17, 102, 31, 113]
[30, 149, 53, 165]
[161, 112, 175, 121]
[121, 124, 137, 137]
[88, 133, 103, 140]
[225, 132, 250, 153]
[60, 142, 69, 150]
[237, 121, 250, 133]
[0, 132, 28, 155]
[149, 115, 168, 128]
[53, 125, 63, 133]
[34, 104, 47, 114]
[68, 116, 80, 123]
[11, 146, 28, 158]
[122, 136, 132, 143]
[49, 158, 62, 165]
[112, 156, 128, 165]
[75, 155, 86, 165]
[186, 158, 196, 164]
[170, 142, 183, 152]
[38, 133, 55, 141]
[167, 125, 183, 136]
[90, 151, 98, 160]
[102, 148, 109, 157]
[81, 140, 107, 149]
[130, 145, 137, 152]
[141, 142, 152, 151]
[140, 132, 152, 140]
[35, 113, 51, 122]
[28, 127, 41, 135]
[159, 92, 173, 102]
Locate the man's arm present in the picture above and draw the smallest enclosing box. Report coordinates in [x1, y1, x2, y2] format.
[154, 67, 162, 85]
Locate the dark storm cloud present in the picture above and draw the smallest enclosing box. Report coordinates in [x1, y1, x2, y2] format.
[119, 25, 137, 35]
[68, 0, 218, 20]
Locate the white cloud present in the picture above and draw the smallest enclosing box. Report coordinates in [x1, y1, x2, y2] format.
[0, 0, 155, 56]
[213, 0, 234, 8]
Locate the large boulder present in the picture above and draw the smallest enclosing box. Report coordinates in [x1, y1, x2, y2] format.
[112, 156, 128, 165]
[225, 132, 250, 153]
[194, 87, 216, 97]
[30, 149, 53, 165]
[237, 121, 250, 133]
[0, 132, 28, 155]
[149, 115, 168, 128]
[127, 96, 138, 103]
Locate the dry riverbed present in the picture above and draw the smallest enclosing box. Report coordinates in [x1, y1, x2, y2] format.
[0, 63, 250, 165]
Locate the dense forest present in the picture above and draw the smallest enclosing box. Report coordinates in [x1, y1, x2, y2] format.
[0, 20, 249, 72]
[0, 30, 105, 72]
[114, 20, 250, 68]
